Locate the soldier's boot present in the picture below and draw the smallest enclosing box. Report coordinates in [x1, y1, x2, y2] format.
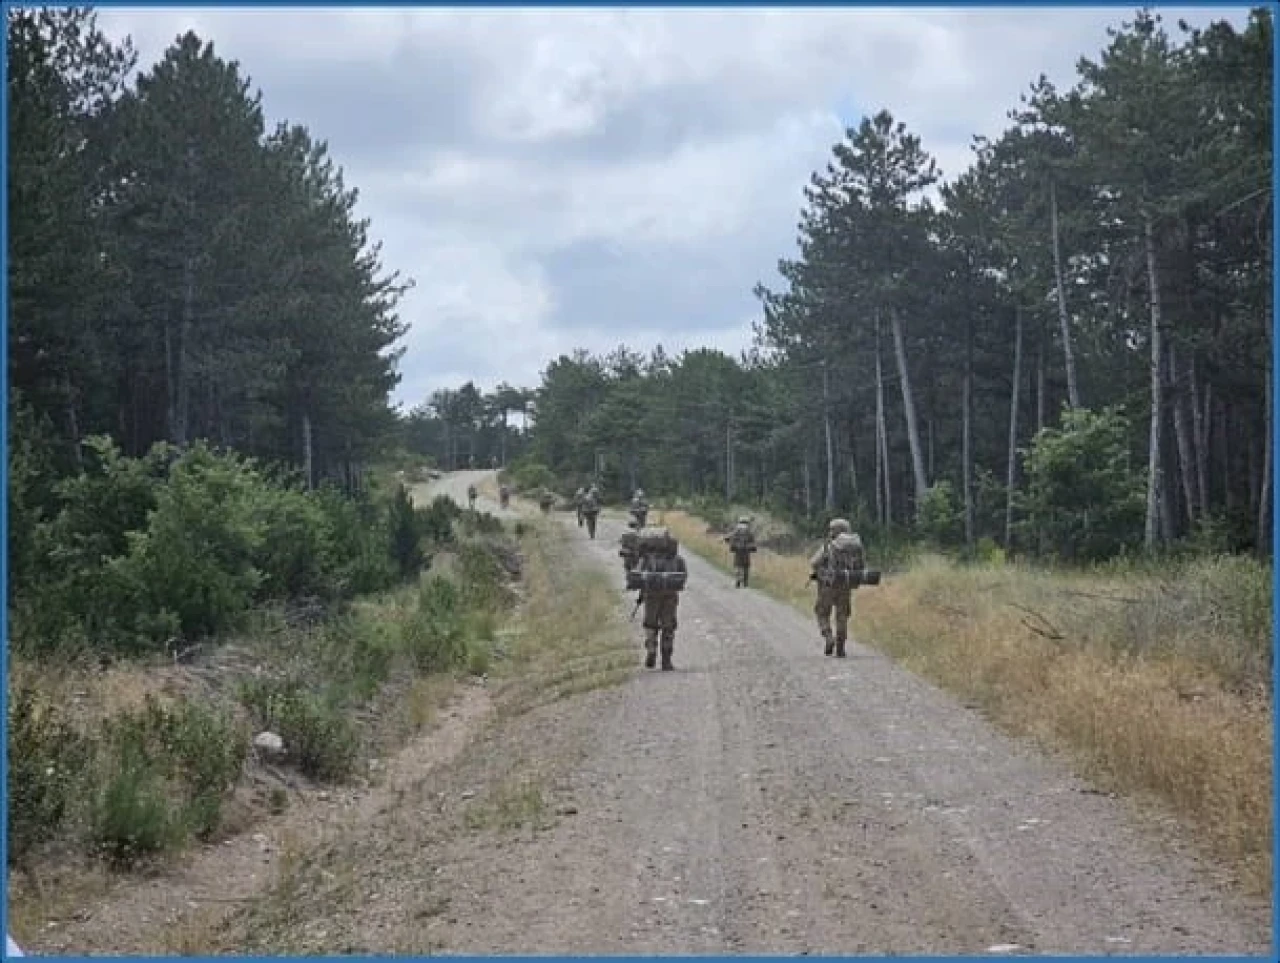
[835, 636, 847, 658]
[660, 632, 674, 671]
[822, 630, 835, 657]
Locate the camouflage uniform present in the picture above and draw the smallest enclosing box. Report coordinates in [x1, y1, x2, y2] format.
[810, 518, 865, 658]
[582, 486, 601, 539]
[499, 484, 511, 508]
[467, 484, 478, 509]
[724, 516, 757, 588]
[637, 537, 687, 671]
[630, 489, 649, 527]
[538, 489, 555, 514]
[573, 487, 586, 527]
[619, 517, 642, 572]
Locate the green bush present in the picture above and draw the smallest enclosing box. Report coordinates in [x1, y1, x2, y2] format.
[252, 485, 339, 601]
[239, 679, 359, 783]
[6, 687, 91, 866]
[400, 576, 469, 674]
[92, 746, 181, 868]
[917, 481, 964, 546]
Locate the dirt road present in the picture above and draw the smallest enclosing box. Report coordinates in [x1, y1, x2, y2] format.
[254, 472, 1269, 956]
[29, 471, 1267, 955]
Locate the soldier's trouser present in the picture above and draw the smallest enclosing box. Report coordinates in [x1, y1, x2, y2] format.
[643, 592, 679, 657]
[814, 585, 852, 644]
[576, 507, 583, 526]
[732, 551, 751, 587]
[585, 513, 598, 538]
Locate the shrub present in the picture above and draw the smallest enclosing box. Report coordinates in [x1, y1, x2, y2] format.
[239, 679, 359, 783]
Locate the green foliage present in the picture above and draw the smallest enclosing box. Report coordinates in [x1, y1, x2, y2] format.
[240, 679, 359, 783]
[917, 482, 964, 547]
[388, 484, 427, 580]
[6, 686, 91, 866]
[1020, 407, 1146, 562]
[505, 457, 556, 493]
[400, 576, 470, 674]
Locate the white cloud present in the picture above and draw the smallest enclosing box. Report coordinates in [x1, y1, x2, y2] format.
[96, 5, 1253, 406]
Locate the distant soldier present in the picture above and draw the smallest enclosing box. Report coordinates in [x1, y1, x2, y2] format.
[581, 485, 601, 539]
[629, 488, 650, 527]
[573, 486, 587, 527]
[629, 526, 688, 671]
[618, 517, 642, 573]
[499, 483, 511, 509]
[724, 515, 757, 588]
[467, 483, 478, 510]
[538, 489, 555, 514]
[808, 518, 866, 658]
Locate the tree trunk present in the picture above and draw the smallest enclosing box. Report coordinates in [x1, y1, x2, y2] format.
[875, 313, 892, 526]
[802, 454, 812, 517]
[962, 316, 975, 553]
[1169, 341, 1197, 531]
[302, 411, 314, 490]
[1005, 305, 1024, 548]
[1258, 368, 1272, 556]
[1220, 400, 1233, 513]
[821, 360, 835, 512]
[1050, 180, 1081, 409]
[889, 308, 929, 512]
[1143, 212, 1165, 550]
[175, 255, 194, 449]
[1190, 358, 1209, 517]
[1036, 309, 1047, 432]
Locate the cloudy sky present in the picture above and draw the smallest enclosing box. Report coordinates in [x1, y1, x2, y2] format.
[98, 5, 1249, 410]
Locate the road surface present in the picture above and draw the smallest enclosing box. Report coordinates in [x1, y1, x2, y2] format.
[373, 471, 1272, 955]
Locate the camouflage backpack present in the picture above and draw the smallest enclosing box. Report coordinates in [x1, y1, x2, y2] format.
[582, 490, 600, 514]
[728, 522, 756, 552]
[823, 533, 865, 588]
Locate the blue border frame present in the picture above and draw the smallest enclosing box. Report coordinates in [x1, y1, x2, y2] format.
[0, 1, 1275, 961]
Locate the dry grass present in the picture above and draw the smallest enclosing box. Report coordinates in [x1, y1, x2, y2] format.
[489, 520, 636, 717]
[663, 509, 1273, 897]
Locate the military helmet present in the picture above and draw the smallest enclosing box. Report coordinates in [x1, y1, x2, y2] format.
[737, 516, 751, 525]
[827, 517, 852, 536]
[627, 517, 640, 529]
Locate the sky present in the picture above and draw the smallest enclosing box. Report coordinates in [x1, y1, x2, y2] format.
[96, 4, 1253, 411]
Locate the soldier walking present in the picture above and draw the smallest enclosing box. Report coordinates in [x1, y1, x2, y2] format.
[629, 488, 650, 527]
[573, 487, 586, 527]
[809, 518, 866, 658]
[724, 515, 757, 588]
[619, 517, 642, 573]
[631, 526, 688, 670]
[581, 485, 601, 539]
[467, 483, 478, 510]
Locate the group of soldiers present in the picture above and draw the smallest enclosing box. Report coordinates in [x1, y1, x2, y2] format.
[506, 478, 876, 670]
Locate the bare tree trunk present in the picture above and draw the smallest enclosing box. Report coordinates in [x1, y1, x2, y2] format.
[1190, 357, 1209, 517]
[1220, 401, 1233, 513]
[1169, 341, 1197, 531]
[962, 316, 975, 553]
[176, 256, 194, 449]
[64, 382, 82, 471]
[1005, 305, 1024, 548]
[1143, 213, 1165, 550]
[802, 454, 812, 517]
[821, 360, 835, 512]
[302, 411, 314, 490]
[1050, 180, 1081, 409]
[875, 313, 892, 526]
[1258, 369, 1272, 556]
[725, 421, 734, 502]
[1036, 309, 1047, 432]
[889, 308, 929, 512]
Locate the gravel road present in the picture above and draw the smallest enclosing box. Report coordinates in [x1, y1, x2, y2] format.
[394, 472, 1272, 956]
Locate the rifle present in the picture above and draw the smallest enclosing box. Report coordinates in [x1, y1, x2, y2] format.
[630, 592, 644, 622]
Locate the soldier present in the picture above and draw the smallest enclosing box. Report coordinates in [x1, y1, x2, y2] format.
[538, 489, 555, 514]
[581, 485, 601, 539]
[808, 518, 866, 658]
[619, 517, 642, 573]
[631, 526, 688, 671]
[499, 483, 511, 509]
[573, 486, 586, 527]
[467, 482, 478, 510]
[629, 488, 650, 527]
[724, 515, 757, 588]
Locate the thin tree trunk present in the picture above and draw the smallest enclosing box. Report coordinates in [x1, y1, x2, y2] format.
[962, 316, 975, 553]
[1036, 309, 1047, 432]
[64, 382, 82, 471]
[176, 255, 194, 448]
[1190, 357, 1209, 517]
[1143, 212, 1165, 550]
[1169, 341, 1197, 531]
[875, 313, 892, 526]
[1005, 305, 1024, 548]
[1258, 369, 1272, 556]
[888, 308, 929, 512]
[1050, 180, 1081, 409]
[1220, 401, 1233, 513]
[821, 360, 835, 512]
[802, 454, 812, 517]
[302, 411, 314, 490]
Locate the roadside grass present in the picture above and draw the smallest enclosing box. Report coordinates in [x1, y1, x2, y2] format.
[661, 508, 1273, 897]
[6, 499, 523, 946]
